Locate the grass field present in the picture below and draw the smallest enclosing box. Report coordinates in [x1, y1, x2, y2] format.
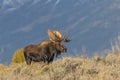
[0, 37, 120, 80]
[0, 51, 120, 80]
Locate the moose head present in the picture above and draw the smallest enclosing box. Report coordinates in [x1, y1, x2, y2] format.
[47, 29, 71, 57]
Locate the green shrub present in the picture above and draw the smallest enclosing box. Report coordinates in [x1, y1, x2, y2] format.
[11, 48, 25, 64]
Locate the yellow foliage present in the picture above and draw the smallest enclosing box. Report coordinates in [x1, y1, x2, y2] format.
[11, 48, 25, 64]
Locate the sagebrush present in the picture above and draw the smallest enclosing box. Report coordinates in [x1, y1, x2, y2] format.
[0, 52, 120, 80]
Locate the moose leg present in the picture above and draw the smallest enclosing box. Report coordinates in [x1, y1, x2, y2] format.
[26, 57, 32, 65]
[43, 56, 48, 64]
[48, 54, 54, 63]
[24, 52, 32, 65]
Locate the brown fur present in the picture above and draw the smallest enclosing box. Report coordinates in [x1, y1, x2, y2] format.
[24, 40, 66, 65]
[24, 29, 70, 65]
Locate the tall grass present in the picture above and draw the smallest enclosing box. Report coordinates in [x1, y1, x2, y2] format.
[0, 51, 120, 80]
[0, 36, 120, 80]
[111, 35, 120, 54]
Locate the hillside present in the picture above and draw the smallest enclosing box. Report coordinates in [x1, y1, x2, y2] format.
[0, 51, 120, 80]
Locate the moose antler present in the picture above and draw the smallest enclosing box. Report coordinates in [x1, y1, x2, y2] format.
[48, 29, 62, 42]
[48, 29, 71, 42]
[52, 30, 63, 39]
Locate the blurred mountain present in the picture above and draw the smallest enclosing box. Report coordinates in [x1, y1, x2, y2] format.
[0, 0, 120, 64]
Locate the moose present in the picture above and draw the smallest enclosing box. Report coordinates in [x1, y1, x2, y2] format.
[24, 29, 70, 65]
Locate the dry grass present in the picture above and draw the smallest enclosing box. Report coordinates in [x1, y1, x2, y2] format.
[0, 36, 120, 80]
[0, 51, 120, 80]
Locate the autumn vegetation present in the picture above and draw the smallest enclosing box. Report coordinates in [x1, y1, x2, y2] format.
[0, 37, 120, 80]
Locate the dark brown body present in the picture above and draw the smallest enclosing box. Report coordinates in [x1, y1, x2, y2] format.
[24, 40, 67, 65]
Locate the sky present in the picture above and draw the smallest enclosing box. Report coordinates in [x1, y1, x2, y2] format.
[0, 0, 120, 64]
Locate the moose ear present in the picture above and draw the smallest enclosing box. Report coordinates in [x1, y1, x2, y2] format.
[48, 29, 61, 42]
[48, 29, 56, 41]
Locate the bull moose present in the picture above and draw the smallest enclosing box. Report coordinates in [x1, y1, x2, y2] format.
[24, 29, 70, 65]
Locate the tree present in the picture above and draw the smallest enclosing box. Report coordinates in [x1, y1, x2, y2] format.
[11, 48, 25, 64]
